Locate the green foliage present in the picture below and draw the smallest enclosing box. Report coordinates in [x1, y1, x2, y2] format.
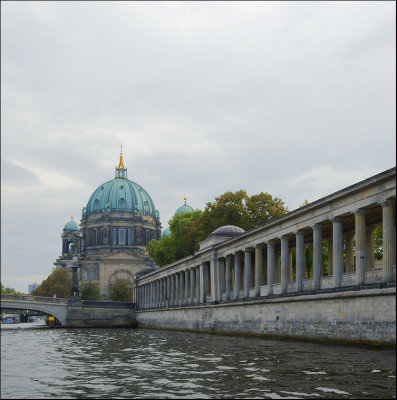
[110, 279, 133, 302]
[147, 191, 288, 267]
[147, 236, 177, 267]
[196, 190, 289, 241]
[373, 224, 383, 260]
[31, 268, 72, 298]
[0, 283, 24, 295]
[147, 210, 203, 267]
[80, 282, 102, 300]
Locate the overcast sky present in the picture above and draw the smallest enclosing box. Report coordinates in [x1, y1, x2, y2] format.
[1, 1, 395, 293]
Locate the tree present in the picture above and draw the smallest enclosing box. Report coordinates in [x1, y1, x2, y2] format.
[196, 190, 288, 241]
[147, 209, 203, 267]
[31, 268, 72, 298]
[110, 279, 133, 302]
[0, 283, 24, 295]
[80, 282, 102, 300]
[147, 191, 288, 267]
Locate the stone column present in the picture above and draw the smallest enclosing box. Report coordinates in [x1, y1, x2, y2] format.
[345, 232, 354, 273]
[225, 255, 232, 301]
[366, 226, 375, 270]
[275, 253, 281, 283]
[327, 237, 333, 276]
[163, 277, 167, 307]
[296, 230, 305, 292]
[190, 268, 196, 305]
[170, 275, 175, 307]
[200, 263, 209, 303]
[158, 280, 161, 307]
[355, 210, 367, 286]
[218, 258, 225, 299]
[180, 272, 184, 306]
[185, 269, 189, 305]
[255, 244, 263, 297]
[234, 252, 242, 299]
[244, 248, 252, 298]
[267, 241, 276, 295]
[175, 273, 180, 306]
[313, 223, 323, 290]
[153, 281, 157, 308]
[166, 276, 171, 307]
[333, 217, 344, 288]
[195, 267, 200, 303]
[210, 256, 220, 302]
[381, 200, 396, 282]
[281, 236, 289, 294]
[289, 249, 293, 282]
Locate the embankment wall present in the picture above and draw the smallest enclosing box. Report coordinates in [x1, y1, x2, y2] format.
[136, 287, 395, 345]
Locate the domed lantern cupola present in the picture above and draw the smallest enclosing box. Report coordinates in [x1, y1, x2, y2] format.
[115, 145, 127, 179]
[61, 216, 82, 256]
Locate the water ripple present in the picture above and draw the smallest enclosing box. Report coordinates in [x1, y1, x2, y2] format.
[1, 327, 395, 399]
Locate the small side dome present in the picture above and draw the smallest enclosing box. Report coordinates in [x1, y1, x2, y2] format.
[175, 204, 194, 215]
[175, 197, 194, 215]
[161, 227, 171, 237]
[209, 225, 245, 238]
[63, 218, 79, 231]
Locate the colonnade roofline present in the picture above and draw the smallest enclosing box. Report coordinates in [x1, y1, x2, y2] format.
[137, 168, 396, 284]
[240, 167, 396, 235]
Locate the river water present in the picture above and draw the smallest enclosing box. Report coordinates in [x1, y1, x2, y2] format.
[1, 323, 395, 399]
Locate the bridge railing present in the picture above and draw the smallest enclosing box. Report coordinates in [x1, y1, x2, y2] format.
[0, 294, 68, 304]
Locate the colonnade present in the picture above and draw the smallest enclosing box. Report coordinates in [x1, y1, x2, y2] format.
[136, 199, 395, 310]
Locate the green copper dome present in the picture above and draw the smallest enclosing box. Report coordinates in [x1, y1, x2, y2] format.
[86, 178, 157, 217]
[85, 149, 158, 218]
[175, 198, 194, 215]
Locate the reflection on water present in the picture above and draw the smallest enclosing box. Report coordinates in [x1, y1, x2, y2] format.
[1, 325, 395, 399]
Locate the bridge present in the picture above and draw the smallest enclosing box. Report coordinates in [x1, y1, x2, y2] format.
[0, 295, 136, 327]
[1, 295, 69, 325]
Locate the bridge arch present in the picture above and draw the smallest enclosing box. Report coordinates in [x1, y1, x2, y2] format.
[1, 296, 68, 325]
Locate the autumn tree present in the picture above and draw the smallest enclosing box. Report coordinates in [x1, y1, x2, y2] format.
[110, 279, 133, 302]
[80, 282, 102, 300]
[195, 190, 289, 241]
[147, 191, 288, 267]
[31, 268, 72, 298]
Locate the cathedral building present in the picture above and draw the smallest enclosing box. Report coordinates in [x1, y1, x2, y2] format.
[54, 149, 162, 299]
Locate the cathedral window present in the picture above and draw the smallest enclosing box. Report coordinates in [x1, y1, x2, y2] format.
[112, 228, 117, 245]
[93, 229, 97, 245]
[88, 270, 95, 280]
[119, 229, 126, 245]
[128, 228, 132, 245]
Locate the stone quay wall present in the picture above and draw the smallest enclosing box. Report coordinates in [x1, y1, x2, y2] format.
[67, 300, 136, 327]
[136, 287, 395, 346]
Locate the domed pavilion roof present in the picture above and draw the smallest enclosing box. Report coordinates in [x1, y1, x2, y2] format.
[84, 147, 158, 218]
[208, 225, 245, 238]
